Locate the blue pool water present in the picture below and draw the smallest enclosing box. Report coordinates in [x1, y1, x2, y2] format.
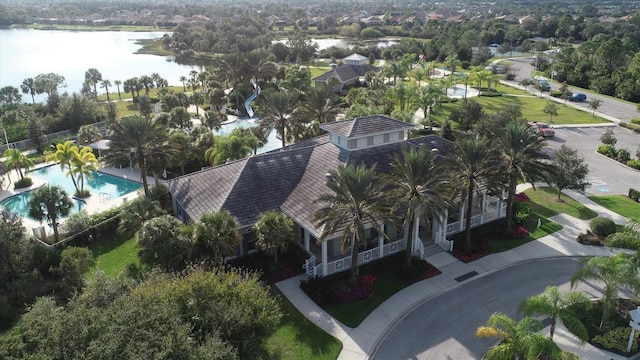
[216, 117, 281, 153]
[0, 165, 141, 219]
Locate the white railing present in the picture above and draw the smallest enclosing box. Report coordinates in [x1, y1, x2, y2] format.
[447, 221, 461, 234]
[470, 214, 481, 227]
[319, 238, 407, 277]
[382, 238, 406, 257]
[357, 247, 380, 265]
[435, 231, 454, 252]
[303, 254, 317, 277]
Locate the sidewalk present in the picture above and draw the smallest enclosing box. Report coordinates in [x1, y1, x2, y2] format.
[276, 188, 634, 360]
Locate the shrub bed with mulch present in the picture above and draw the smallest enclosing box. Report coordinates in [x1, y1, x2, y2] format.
[228, 245, 307, 284]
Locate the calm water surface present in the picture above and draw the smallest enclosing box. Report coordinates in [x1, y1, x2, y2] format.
[0, 29, 201, 102]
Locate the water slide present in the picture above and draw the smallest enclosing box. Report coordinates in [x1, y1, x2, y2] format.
[244, 82, 261, 118]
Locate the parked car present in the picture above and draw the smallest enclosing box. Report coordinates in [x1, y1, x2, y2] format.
[570, 93, 587, 102]
[527, 121, 555, 138]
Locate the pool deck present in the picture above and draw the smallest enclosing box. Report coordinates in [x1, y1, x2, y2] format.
[0, 165, 155, 238]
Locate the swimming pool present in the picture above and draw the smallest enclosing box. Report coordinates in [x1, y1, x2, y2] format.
[0, 165, 142, 219]
[215, 117, 281, 153]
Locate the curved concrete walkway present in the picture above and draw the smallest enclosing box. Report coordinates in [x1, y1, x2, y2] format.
[276, 186, 635, 359]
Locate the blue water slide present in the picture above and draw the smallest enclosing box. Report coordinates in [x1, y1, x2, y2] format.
[244, 83, 261, 118]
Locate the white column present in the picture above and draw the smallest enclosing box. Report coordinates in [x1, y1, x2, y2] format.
[304, 229, 310, 252]
[321, 239, 328, 277]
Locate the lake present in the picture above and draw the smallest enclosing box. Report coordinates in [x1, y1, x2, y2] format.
[0, 29, 396, 103]
[0, 29, 201, 103]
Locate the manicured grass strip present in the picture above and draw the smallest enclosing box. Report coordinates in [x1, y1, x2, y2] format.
[87, 232, 140, 277]
[324, 274, 409, 328]
[588, 195, 640, 221]
[266, 288, 342, 360]
[525, 187, 598, 220]
[491, 217, 563, 253]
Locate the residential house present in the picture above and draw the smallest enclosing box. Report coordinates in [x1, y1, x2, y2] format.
[312, 53, 379, 92]
[166, 115, 508, 278]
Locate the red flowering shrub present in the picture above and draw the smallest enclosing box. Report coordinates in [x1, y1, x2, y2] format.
[452, 236, 492, 263]
[514, 192, 530, 202]
[337, 274, 378, 304]
[275, 267, 298, 281]
[422, 264, 442, 279]
[514, 225, 529, 238]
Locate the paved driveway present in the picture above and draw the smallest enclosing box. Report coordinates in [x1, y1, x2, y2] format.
[545, 126, 640, 196]
[372, 258, 609, 360]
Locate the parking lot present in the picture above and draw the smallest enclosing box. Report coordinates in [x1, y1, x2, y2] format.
[544, 126, 640, 196]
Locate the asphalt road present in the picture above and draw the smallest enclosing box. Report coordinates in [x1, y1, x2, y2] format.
[372, 258, 609, 360]
[505, 57, 639, 122]
[544, 126, 640, 196]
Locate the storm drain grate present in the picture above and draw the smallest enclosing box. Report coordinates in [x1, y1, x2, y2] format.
[454, 271, 478, 282]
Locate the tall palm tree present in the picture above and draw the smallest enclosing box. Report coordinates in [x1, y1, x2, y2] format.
[476, 312, 560, 360]
[3, 148, 35, 180]
[258, 90, 298, 148]
[103, 116, 174, 195]
[292, 86, 342, 138]
[189, 210, 242, 263]
[411, 83, 438, 121]
[443, 54, 461, 77]
[113, 80, 122, 100]
[27, 185, 73, 242]
[84, 68, 102, 97]
[243, 49, 278, 83]
[386, 147, 451, 267]
[314, 164, 389, 285]
[100, 79, 112, 100]
[204, 131, 252, 165]
[496, 123, 551, 232]
[21, 78, 37, 104]
[46, 141, 81, 190]
[449, 136, 497, 252]
[518, 286, 590, 341]
[179, 76, 187, 92]
[70, 146, 99, 197]
[571, 253, 640, 330]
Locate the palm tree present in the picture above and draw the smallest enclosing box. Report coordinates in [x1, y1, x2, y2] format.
[179, 76, 187, 92]
[189, 210, 242, 263]
[27, 185, 73, 242]
[139, 75, 154, 95]
[118, 197, 165, 234]
[70, 146, 99, 197]
[204, 131, 252, 165]
[254, 210, 295, 263]
[103, 116, 174, 196]
[190, 91, 203, 117]
[449, 136, 497, 252]
[100, 79, 112, 100]
[476, 312, 560, 360]
[113, 80, 122, 100]
[243, 48, 278, 83]
[411, 83, 438, 121]
[443, 54, 461, 77]
[76, 125, 102, 146]
[3, 148, 35, 180]
[496, 123, 551, 232]
[45, 141, 81, 190]
[314, 164, 389, 285]
[386, 147, 451, 267]
[258, 90, 298, 148]
[84, 68, 102, 97]
[292, 86, 342, 138]
[571, 253, 640, 330]
[21, 78, 37, 104]
[518, 286, 590, 341]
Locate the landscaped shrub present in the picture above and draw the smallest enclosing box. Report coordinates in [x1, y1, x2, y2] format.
[14, 177, 32, 189]
[597, 144, 617, 158]
[627, 160, 640, 170]
[605, 231, 640, 250]
[617, 148, 631, 163]
[630, 188, 640, 202]
[479, 91, 502, 97]
[590, 216, 617, 238]
[600, 128, 617, 145]
[61, 211, 91, 236]
[513, 192, 532, 225]
[550, 90, 562, 98]
[514, 225, 529, 238]
[619, 122, 640, 133]
[592, 327, 639, 355]
[631, 118, 640, 125]
[577, 231, 604, 246]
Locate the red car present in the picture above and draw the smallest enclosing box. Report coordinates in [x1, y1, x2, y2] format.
[527, 121, 555, 138]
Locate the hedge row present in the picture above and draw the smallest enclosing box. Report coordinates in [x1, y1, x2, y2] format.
[597, 145, 640, 169]
[631, 118, 640, 125]
[619, 121, 640, 133]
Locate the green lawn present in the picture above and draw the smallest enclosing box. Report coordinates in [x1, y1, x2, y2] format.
[266, 289, 342, 360]
[525, 187, 598, 220]
[324, 271, 412, 328]
[491, 216, 563, 253]
[87, 232, 141, 277]
[588, 195, 640, 221]
[428, 89, 609, 126]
